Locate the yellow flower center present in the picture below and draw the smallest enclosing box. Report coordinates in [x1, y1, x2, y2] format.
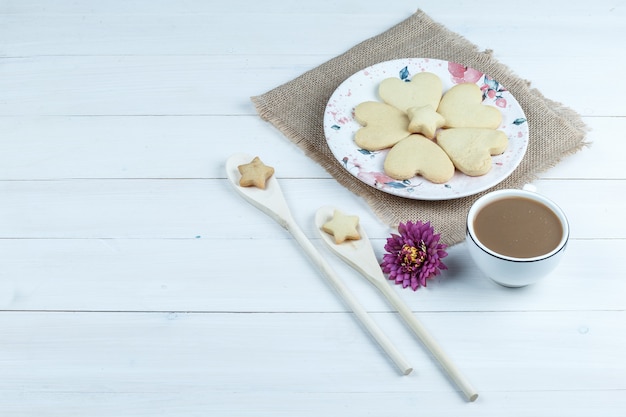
[401, 242, 427, 272]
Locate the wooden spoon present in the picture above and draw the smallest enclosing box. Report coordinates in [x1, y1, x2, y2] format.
[315, 206, 478, 402]
[225, 153, 412, 375]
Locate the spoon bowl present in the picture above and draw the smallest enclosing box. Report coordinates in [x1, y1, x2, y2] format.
[315, 206, 387, 287]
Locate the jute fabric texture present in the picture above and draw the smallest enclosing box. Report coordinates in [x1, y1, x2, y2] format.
[251, 10, 588, 246]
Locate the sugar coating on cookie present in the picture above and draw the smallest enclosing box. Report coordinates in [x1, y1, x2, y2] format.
[437, 83, 502, 129]
[384, 134, 455, 183]
[354, 101, 411, 151]
[321, 210, 361, 244]
[407, 105, 446, 139]
[436, 128, 508, 176]
[237, 156, 275, 189]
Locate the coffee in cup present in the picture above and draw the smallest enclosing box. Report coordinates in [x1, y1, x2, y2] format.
[466, 189, 569, 287]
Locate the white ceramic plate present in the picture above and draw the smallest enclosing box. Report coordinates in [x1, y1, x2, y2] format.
[323, 58, 529, 200]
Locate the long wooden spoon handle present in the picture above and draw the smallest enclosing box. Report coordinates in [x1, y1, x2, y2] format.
[286, 221, 413, 376]
[226, 157, 411, 376]
[375, 281, 478, 401]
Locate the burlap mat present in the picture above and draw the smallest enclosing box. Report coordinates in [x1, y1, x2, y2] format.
[251, 10, 588, 246]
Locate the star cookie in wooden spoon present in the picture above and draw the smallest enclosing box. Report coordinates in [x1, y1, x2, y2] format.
[237, 156, 275, 189]
[321, 209, 361, 244]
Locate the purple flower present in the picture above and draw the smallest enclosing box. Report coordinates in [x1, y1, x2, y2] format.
[381, 221, 448, 291]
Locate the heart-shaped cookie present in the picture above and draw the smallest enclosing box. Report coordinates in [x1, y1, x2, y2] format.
[378, 72, 443, 113]
[436, 128, 508, 176]
[354, 101, 411, 151]
[384, 134, 455, 183]
[437, 83, 502, 129]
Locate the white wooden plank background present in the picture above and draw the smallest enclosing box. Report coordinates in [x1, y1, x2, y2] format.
[1, 0, 624, 415]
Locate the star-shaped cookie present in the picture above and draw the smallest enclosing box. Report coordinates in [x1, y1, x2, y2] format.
[237, 156, 275, 189]
[321, 210, 361, 244]
[407, 105, 445, 139]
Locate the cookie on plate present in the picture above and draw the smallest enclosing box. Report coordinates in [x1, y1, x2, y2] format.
[407, 105, 446, 139]
[436, 128, 508, 176]
[437, 83, 502, 129]
[354, 101, 411, 151]
[384, 134, 455, 183]
[378, 73, 443, 112]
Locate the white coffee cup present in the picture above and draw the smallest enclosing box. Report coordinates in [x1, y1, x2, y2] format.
[466, 189, 569, 287]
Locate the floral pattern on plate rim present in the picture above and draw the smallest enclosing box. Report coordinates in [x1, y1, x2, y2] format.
[323, 58, 529, 200]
